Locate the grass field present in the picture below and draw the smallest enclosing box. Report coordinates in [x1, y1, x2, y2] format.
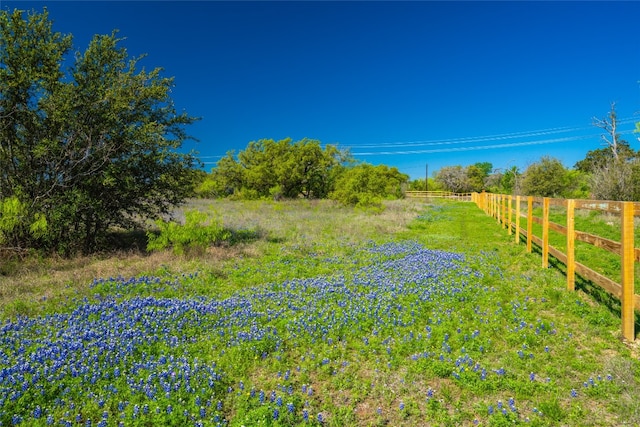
[0, 198, 639, 426]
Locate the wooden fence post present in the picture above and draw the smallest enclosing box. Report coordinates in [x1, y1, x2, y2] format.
[527, 196, 533, 253]
[566, 199, 575, 291]
[515, 195, 521, 244]
[507, 196, 513, 235]
[542, 197, 549, 268]
[621, 201, 635, 341]
[502, 195, 507, 229]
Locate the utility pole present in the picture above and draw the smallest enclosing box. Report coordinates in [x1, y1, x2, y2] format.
[425, 163, 428, 194]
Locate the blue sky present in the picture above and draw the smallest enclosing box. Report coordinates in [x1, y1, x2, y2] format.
[4, 1, 640, 179]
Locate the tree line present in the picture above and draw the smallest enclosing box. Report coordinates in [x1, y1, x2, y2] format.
[195, 137, 408, 208]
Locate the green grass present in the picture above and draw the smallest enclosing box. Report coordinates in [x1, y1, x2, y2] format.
[0, 198, 639, 426]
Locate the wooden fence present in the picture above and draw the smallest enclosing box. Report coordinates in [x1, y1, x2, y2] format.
[406, 191, 473, 201]
[472, 192, 638, 341]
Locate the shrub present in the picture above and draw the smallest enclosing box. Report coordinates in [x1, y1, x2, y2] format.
[146, 209, 231, 255]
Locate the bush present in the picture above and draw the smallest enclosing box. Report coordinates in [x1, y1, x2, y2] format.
[146, 209, 231, 255]
[330, 163, 408, 207]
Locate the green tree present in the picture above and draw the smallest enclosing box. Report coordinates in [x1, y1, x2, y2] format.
[574, 142, 636, 174]
[520, 156, 570, 197]
[466, 164, 487, 192]
[499, 166, 521, 195]
[0, 9, 199, 254]
[474, 162, 493, 177]
[407, 178, 442, 191]
[209, 138, 349, 199]
[330, 164, 408, 208]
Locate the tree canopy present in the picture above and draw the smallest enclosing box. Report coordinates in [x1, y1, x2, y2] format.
[330, 163, 408, 208]
[0, 9, 199, 254]
[200, 138, 348, 200]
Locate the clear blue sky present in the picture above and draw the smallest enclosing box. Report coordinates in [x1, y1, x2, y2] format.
[4, 1, 640, 179]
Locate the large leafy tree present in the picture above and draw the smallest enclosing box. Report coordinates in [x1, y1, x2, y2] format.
[520, 156, 579, 198]
[0, 9, 199, 254]
[208, 138, 348, 199]
[466, 163, 490, 192]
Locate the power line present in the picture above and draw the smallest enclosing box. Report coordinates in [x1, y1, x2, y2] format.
[345, 118, 638, 151]
[352, 132, 638, 156]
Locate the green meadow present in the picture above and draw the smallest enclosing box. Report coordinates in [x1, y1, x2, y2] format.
[1, 199, 638, 426]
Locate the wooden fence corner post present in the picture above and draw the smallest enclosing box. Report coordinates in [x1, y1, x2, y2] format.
[566, 199, 575, 291]
[621, 201, 635, 341]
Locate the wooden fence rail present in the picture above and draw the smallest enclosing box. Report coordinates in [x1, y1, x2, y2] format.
[472, 192, 638, 341]
[405, 191, 473, 200]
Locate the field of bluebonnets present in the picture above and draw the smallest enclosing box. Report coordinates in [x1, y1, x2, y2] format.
[1, 199, 639, 426]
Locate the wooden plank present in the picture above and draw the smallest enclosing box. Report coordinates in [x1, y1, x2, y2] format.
[567, 199, 575, 291]
[548, 198, 565, 207]
[575, 262, 622, 298]
[574, 263, 640, 312]
[531, 234, 542, 246]
[573, 200, 640, 216]
[574, 199, 622, 213]
[548, 221, 567, 235]
[542, 198, 550, 268]
[574, 231, 622, 256]
[621, 202, 635, 341]
[548, 244, 567, 264]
